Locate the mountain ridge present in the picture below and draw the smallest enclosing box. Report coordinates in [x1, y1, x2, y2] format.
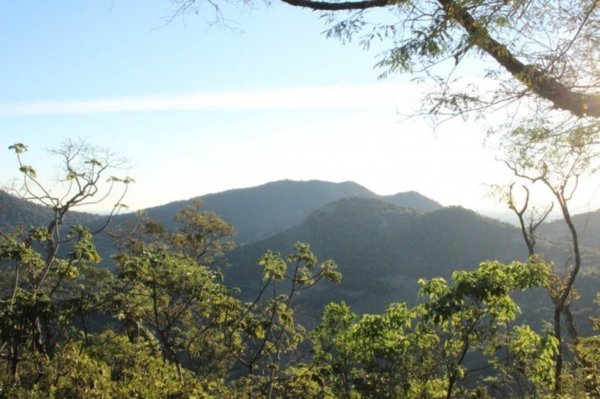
[113, 179, 443, 243]
[1, 179, 444, 246]
[2, 181, 599, 332]
[225, 196, 531, 318]
[540, 208, 600, 250]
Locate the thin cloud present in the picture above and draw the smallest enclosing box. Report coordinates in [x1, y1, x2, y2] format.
[0, 84, 421, 117]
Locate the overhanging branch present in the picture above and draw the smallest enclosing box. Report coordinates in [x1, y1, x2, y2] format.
[436, 0, 600, 118]
[279, 0, 390, 11]
[277, 0, 600, 118]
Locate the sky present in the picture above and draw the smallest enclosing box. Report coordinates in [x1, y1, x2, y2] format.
[1, 0, 599, 220]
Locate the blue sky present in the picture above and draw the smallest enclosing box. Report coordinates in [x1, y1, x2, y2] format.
[1, 0, 599, 218]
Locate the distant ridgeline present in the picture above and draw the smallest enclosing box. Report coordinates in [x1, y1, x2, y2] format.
[0, 189, 102, 232]
[118, 179, 443, 244]
[1, 180, 599, 332]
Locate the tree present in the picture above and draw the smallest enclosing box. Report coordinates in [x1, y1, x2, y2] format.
[568, 293, 600, 397]
[110, 202, 242, 382]
[234, 242, 341, 398]
[171, 199, 236, 265]
[0, 141, 131, 383]
[311, 259, 554, 398]
[2, 142, 597, 397]
[0, 329, 226, 398]
[112, 248, 243, 382]
[500, 121, 600, 394]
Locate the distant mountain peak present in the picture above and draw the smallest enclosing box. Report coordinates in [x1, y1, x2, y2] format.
[118, 179, 375, 243]
[226, 189, 525, 317]
[2, 179, 442, 246]
[382, 191, 443, 212]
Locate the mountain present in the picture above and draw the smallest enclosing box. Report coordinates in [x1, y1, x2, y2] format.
[120, 180, 374, 243]
[0, 190, 51, 232]
[0, 180, 445, 268]
[540, 208, 600, 250]
[115, 180, 443, 244]
[2, 180, 445, 246]
[2, 184, 598, 332]
[225, 197, 600, 332]
[382, 191, 442, 212]
[0, 190, 101, 233]
[225, 197, 535, 320]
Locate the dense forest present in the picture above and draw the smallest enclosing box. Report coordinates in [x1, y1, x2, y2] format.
[0, 142, 598, 399]
[3, 0, 600, 397]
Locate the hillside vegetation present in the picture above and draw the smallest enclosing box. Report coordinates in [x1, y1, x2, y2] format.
[1, 174, 599, 398]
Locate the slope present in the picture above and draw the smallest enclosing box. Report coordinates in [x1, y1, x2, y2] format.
[0, 190, 102, 233]
[540, 208, 600, 250]
[226, 197, 532, 320]
[115, 179, 443, 244]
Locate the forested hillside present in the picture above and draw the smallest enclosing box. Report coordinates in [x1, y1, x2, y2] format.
[540, 209, 600, 250]
[0, 189, 101, 232]
[227, 197, 528, 315]
[4, 0, 600, 396]
[114, 180, 442, 244]
[1, 169, 599, 398]
[2, 184, 598, 329]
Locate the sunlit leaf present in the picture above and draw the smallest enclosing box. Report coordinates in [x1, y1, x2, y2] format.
[8, 143, 27, 154]
[19, 165, 37, 178]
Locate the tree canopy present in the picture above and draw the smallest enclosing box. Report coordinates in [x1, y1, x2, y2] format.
[1, 142, 600, 396]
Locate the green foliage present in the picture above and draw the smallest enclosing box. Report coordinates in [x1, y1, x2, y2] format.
[1, 202, 599, 398]
[314, 300, 443, 398]
[259, 250, 288, 280]
[231, 242, 341, 399]
[0, 332, 226, 398]
[113, 248, 243, 378]
[8, 143, 28, 154]
[311, 259, 554, 398]
[171, 199, 236, 264]
[86, 331, 226, 398]
[234, 363, 334, 398]
[419, 260, 548, 324]
[123, 199, 236, 269]
[257, 242, 341, 285]
[568, 335, 600, 397]
[505, 325, 557, 386]
[557, 293, 600, 398]
[0, 222, 110, 382]
[2, 144, 600, 398]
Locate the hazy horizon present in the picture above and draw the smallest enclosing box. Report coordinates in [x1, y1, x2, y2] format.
[2, 1, 599, 219]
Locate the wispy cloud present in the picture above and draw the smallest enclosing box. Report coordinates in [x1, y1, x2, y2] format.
[0, 83, 421, 117]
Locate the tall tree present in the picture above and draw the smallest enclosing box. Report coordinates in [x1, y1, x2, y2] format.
[110, 201, 241, 382]
[500, 121, 600, 394]
[0, 141, 131, 382]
